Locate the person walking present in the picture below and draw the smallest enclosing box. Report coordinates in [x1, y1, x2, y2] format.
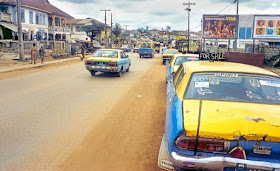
[81, 43, 86, 61]
[30, 43, 38, 64]
[39, 44, 45, 64]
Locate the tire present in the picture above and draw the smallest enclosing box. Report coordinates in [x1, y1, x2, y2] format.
[140, 55, 142, 58]
[116, 71, 122, 77]
[126, 66, 130, 72]
[90, 71, 96, 76]
[163, 60, 165, 65]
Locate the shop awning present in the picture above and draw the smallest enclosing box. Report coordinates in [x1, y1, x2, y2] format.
[0, 22, 18, 32]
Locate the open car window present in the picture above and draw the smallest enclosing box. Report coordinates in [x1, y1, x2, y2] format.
[93, 50, 118, 58]
[185, 72, 280, 104]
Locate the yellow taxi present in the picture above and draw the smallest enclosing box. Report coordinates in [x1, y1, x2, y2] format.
[159, 61, 280, 170]
[162, 49, 178, 65]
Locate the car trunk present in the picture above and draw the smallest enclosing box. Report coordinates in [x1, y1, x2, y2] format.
[86, 57, 118, 66]
[182, 99, 280, 161]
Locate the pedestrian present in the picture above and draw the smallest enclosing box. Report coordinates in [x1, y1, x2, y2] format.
[39, 44, 45, 64]
[81, 43, 86, 61]
[30, 43, 38, 64]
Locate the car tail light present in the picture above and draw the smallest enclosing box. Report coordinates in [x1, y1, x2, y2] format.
[86, 61, 93, 65]
[176, 136, 230, 153]
[229, 147, 246, 159]
[150, 51, 152, 54]
[109, 62, 116, 66]
[93, 62, 97, 65]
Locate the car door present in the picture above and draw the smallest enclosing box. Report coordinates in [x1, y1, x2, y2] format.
[121, 52, 129, 70]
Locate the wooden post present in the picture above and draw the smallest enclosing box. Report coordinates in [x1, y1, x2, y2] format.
[16, 0, 25, 61]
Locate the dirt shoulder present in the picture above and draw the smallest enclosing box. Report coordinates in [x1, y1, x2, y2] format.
[61, 57, 166, 170]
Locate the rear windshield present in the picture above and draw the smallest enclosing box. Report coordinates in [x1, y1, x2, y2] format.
[185, 72, 280, 104]
[164, 50, 177, 54]
[93, 50, 118, 58]
[174, 57, 198, 65]
[141, 43, 151, 48]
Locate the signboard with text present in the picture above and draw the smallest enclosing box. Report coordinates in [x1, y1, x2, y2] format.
[203, 15, 239, 39]
[253, 15, 280, 39]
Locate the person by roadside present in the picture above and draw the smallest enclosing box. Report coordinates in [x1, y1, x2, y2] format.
[30, 43, 38, 64]
[81, 43, 86, 61]
[39, 45, 45, 64]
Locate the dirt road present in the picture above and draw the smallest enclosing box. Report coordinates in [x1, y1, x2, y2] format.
[0, 52, 166, 170]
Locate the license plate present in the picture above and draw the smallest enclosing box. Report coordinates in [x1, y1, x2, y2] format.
[253, 145, 271, 155]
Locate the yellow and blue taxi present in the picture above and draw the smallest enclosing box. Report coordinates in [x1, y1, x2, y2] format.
[162, 49, 179, 64]
[139, 42, 155, 58]
[85, 49, 131, 77]
[166, 54, 199, 77]
[159, 61, 280, 170]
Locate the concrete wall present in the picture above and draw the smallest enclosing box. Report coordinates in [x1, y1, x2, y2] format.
[245, 44, 280, 59]
[225, 52, 265, 67]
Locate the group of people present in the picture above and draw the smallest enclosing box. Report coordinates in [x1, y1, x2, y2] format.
[204, 21, 237, 38]
[30, 43, 45, 64]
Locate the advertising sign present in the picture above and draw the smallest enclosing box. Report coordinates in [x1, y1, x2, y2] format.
[253, 15, 280, 39]
[203, 15, 238, 39]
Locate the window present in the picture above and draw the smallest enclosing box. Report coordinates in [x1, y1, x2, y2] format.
[76, 26, 80, 32]
[29, 11, 33, 24]
[173, 65, 183, 86]
[0, 6, 8, 13]
[42, 14, 45, 25]
[21, 9, 25, 22]
[175, 68, 185, 89]
[35, 13, 46, 25]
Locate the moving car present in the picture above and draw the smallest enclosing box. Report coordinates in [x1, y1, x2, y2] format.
[85, 49, 131, 77]
[162, 49, 178, 64]
[120, 45, 131, 52]
[139, 42, 155, 58]
[133, 45, 139, 53]
[159, 61, 280, 170]
[166, 54, 199, 77]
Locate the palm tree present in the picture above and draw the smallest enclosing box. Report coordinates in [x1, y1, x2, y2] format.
[113, 23, 122, 44]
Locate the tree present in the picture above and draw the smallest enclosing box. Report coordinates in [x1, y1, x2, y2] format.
[113, 23, 122, 44]
[146, 25, 149, 32]
[81, 21, 105, 42]
[137, 28, 146, 33]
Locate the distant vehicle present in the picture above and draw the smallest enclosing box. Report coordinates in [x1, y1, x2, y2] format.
[175, 39, 188, 52]
[133, 45, 139, 53]
[153, 42, 161, 53]
[182, 42, 198, 54]
[120, 45, 131, 52]
[162, 49, 178, 65]
[139, 42, 155, 58]
[159, 61, 280, 170]
[85, 49, 131, 77]
[79, 40, 101, 53]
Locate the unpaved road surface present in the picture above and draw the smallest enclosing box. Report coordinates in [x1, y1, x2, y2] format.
[0, 52, 166, 170]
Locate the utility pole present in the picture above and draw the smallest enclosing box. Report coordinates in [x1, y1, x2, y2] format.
[16, 0, 24, 61]
[183, 1, 195, 53]
[234, 0, 239, 49]
[110, 13, 113, 48]
[100, 9, 110, 48]
[123, 25, 129, 31]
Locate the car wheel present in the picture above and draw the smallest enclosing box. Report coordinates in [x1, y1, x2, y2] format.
[162, 60, 165, 65]
[126, 66, 130, 72]
[140, 55, 142, 58]
[90, 71, 96, 76]
[116, 71, 122, 77]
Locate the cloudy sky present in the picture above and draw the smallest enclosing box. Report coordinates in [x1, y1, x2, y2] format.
[48, 0, 279, 31]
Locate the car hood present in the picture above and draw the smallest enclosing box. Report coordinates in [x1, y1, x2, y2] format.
[183, 100, 280, 142]
[163, 53, 175, 56]
[87, 57, 118, 62]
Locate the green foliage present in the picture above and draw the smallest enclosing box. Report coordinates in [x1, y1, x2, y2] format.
[137, 28, 146, 33]
[113, 23, 122, 37]
[81, 21, 105, 41]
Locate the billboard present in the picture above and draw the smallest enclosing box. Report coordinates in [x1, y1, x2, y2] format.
[253, 15, 280, 39]
[203, 15, 238, 39]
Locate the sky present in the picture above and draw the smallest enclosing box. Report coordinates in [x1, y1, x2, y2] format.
[48, 0, 280, 32]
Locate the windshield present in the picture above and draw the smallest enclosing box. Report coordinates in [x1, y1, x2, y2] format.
[121, 45, 128, 48]
[140, 43, 151, 48]
[93, 50, 118, 58]
[174, 57, 199, 65]
[185, 72, 280, 104]
[164, 50, 177, 54]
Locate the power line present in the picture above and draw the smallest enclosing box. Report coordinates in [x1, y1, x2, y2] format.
[217, 1, 234, 14]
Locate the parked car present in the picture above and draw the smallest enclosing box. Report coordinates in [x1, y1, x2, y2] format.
[166, 54, 199, 77]
[133, 45, 139, 53]
[120, 45, 131, 52]
[162, 49, 178, 64]
[159, 61, 280, 170]
[85, 49, 131, 77]
[139, 42, 155, 58]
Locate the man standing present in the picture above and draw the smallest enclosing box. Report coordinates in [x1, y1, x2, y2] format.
[39, 44, 45, 64]
[30, 43, 38, 64]
[81, 43, 86, 61]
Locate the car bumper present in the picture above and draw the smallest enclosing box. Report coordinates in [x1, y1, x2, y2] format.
[85, 65, 120, 72]
[171, 152, 280, 171]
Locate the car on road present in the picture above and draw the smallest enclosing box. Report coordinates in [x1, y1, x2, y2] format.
[166, 54, 199, 77]
[139, 42, 155, 58]
[159, 61, 280, 170]
[133, 45, 139, 53]
[162, 49, 178, 64]
[120, 45, 132, 52]
[85, 49, 131, 77]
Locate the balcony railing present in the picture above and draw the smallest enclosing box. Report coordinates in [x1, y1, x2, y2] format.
[0, 12, 12, 22]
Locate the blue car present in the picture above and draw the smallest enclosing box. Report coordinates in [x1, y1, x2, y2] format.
[159, 61, 280, 170]
[120, 45, 131, 52]
[139, 42, 155, 58]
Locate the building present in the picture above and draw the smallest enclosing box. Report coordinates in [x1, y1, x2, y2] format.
[0, 0, 74, 41]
